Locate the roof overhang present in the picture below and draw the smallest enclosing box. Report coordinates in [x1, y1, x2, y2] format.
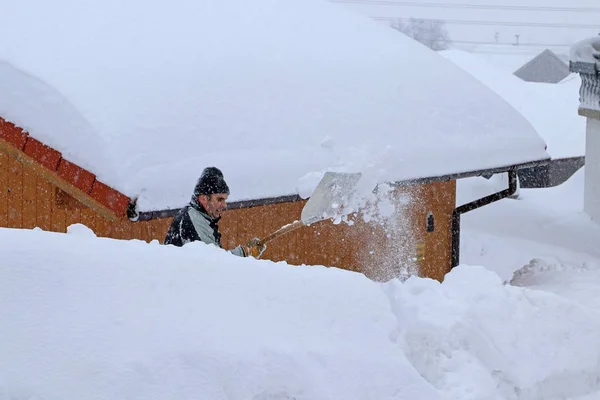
[135, 157, 550, 222]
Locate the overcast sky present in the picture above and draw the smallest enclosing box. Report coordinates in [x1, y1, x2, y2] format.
[333, 0, 600, 58]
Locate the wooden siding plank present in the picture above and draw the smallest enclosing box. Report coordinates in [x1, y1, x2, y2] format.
[93, 215, 112, 239]
[79, 208, 96, 233]
[148, 219, 160, 242]
[22, 164, 38, 229]
[7, 156, 23, 228]
[129, 220, 142, 241]
[36, 180, 53, 231]
[0, 151, 8, 227]
[51, 187, 67, 233]
[152, 219, 170, 243]
[109, 220, 125, 240]
[141, 220, 154, 243]
[65, 208, 82, 231]
[0, 136, 124, 222]
[422, 181, 456, 282]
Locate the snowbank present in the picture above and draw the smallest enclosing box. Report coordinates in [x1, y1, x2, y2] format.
[441, 49, 584, 158]
[386, 266, 600, 400]
[2, 227, 600, 399]
[510, 258, 600, 310]
[570, 36, 600, 64]
[0, 0, 547, 211]
[0, 228, 443, 400]
[459, 166, 600, 282]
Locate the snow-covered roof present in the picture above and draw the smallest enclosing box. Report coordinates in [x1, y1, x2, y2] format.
[441, 50, 584, 160]
[570, 36, 600, 64]
[513, 49, 571, 84]
[0, 0, 548, 211]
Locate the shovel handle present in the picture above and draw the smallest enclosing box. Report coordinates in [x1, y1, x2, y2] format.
[257, 220, 305, 246]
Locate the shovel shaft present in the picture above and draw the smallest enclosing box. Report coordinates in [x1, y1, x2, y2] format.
[258, 220, 305, 246]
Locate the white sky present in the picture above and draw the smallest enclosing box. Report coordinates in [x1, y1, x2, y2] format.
[333, 0, 600, 59]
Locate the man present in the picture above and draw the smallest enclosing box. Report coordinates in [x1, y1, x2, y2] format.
[164, 167, 266, 258]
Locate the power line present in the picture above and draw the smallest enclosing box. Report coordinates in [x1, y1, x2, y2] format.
[331, 0, 600, 13]
[373, 16, 600, 30]
[450, 40, 571, 47]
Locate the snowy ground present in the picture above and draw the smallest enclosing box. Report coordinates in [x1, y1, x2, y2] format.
[460, 167, 600, 283]
[1, 169, 600, 399]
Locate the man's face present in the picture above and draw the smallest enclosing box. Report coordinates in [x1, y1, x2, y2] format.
[198, 193, 228, 219]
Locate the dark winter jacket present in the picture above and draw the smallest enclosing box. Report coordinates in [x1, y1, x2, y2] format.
[164, 199, 246, 257]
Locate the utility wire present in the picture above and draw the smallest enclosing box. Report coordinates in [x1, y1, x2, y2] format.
[450, 40, 571, 47]
[331, 0, 600, 13]
[373, 16, 600, 30]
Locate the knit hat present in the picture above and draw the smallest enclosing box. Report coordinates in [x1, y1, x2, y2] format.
[193, 167, 230, 196]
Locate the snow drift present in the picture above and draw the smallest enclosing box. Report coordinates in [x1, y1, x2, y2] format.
[570, 36, 600, 63]
[2, 227, 600, 399]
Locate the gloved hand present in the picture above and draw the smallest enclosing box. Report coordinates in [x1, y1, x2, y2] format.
[244, 238, 267, 258]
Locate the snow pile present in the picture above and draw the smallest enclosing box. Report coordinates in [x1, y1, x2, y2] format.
[0, 228, 443, 400]
[441, 49, 584, 158]
[570, 36, 600, 63]
[458, 167, 600, 281]
[0, 0, 547, 211]
[2, 226, 600, 399]
[510, 258, 600, 312]
[386, 266, 600, 400]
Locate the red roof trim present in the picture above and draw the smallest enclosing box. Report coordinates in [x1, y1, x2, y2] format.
[0, 119, 29, 150]
[0, 116, 131, 218]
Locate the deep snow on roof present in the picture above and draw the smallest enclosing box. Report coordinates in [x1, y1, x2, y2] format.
[0, 0, 548, 211]
[441, 49, 585, 159]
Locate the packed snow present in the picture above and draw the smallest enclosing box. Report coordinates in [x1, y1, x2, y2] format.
[570, 36, 600, 64]
[2, 167, 600, 399]
[441, 49, 585, 159]
[0, 0, 548, 211]
[459, 167, 600, 281]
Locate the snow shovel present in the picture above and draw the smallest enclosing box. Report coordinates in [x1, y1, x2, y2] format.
[255, 171, 363, 250]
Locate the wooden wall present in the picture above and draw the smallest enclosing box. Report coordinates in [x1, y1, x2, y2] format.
[0, 148, 456, 281]
[0, 150, 167, 241]
[410, 181, 456, 282]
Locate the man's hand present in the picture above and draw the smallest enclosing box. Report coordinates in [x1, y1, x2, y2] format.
[244, 238, 267, 258]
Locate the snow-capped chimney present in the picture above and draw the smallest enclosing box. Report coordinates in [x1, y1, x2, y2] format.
[570, 36, 600, 223]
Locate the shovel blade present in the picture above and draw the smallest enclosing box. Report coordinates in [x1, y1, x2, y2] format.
[300, 171, 363, 225]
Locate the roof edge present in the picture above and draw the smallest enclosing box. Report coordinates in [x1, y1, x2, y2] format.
[136, 158, 550, 222]
[0, 117, 132, 221]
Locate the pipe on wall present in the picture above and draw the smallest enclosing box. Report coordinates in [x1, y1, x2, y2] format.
[451, 169, 518, 269]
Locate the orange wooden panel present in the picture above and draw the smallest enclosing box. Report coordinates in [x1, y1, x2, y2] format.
[147, 219, 164, 242]
[142, 221, 154, 243]
[0, 151, 8, 227]
[94, 215, 113, 238]
[21, 164, 38, 229]
[35, 180, 52, 231]
[80, 208, 96, 232]
[152, 219, 171, 243]
[422, 180, 456, 282]
[129, 219, 142, 241]
[7, 156, 23, 228]
[65, 208, 82, 230]
[108, 220, 127, 240]
[51, 186, 67, 233]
